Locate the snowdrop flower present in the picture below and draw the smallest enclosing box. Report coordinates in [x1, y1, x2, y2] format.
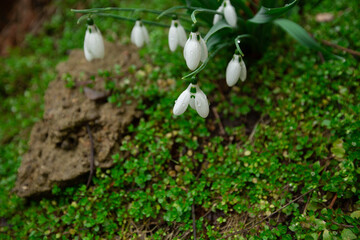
[131, 20, 149, 48]
[83, 18, 105, 62]
[168, 17, 187, 52]
[213, 0, 237, 28]
[173, 83, 210, 118]
[183, 25, 208, 71]
[213, 2, 224, 25]
[226, 54, 247, 87]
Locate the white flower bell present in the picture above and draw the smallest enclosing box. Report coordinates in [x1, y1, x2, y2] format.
[183, 25, 208, 71]
[224, 0, 237, 27]
[168, 17, 187, 52]
[213, 0, 237, 28]
[173, 83, 210, 118]
[226, 54, 247, 87]
[83, 18, 105, 62]
[131, 20, 149, 48]
[213, 2, 224, 25]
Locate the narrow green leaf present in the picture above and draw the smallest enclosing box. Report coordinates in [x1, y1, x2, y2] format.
[248, 0, 297, 24]
[273, 18, 344, 60]
[204, 19, 231, 41]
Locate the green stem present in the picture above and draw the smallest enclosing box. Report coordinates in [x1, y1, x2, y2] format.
[77, 14, 90, 24]
[157, 6, 198, 19]
[72, 7, 191, 23]
[234, 34, 255, 57]
[182, 42, 231, 79]
[191, 8, 224, 24]
[71, 7, 162, 14]
[88, 13, 171, 28]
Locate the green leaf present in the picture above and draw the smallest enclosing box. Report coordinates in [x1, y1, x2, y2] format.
[273, 19, 343, 60]
[350, 210, 360, 219]
[341, 229, 357, 240]
[323, 229, 331, 240]
[204, 19, 232, 41]
[248, 0, 297, 24]
[331, 139, 346, 159]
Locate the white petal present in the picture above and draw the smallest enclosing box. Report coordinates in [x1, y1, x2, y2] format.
[84, 29, 93, 61]
[213, 5, 224, 25]
[189, 97, 195, 109]
[184, 33, 201, 71]
[226, 56, 241, 87]
[173, 86, 191, 116]
[240, 59, 247, 82]
[194, 87, 210, 118]
[177, 24, 187, 48]
[199, 35, 208, 63]
[84, 25, 105, 61]
[84, 45, 93, 61]
[141, 25, 150, 44]
[183, 37, 190, 59]
[168, 21, 178, 52]
[131, 21, 144, 48]
[224, 0, 237, 27]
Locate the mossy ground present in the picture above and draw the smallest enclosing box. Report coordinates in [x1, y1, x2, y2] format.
[0, 0, 359, 239]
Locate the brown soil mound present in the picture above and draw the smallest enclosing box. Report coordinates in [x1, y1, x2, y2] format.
[14, 42, 142, 197]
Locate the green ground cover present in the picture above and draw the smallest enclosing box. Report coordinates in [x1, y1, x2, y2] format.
[0, 0, 359, 239]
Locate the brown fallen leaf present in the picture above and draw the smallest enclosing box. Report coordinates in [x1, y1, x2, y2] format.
[84, 87, 109, 101]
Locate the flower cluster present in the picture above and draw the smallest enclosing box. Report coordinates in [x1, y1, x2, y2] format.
[82, 0, 247, 119]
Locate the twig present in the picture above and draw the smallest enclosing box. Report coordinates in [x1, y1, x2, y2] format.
[318, 52, 325, 63]
[86, 124, 95, 189]
[192, 204, 197, 240]
[328, 193, 337, 209]
[303, 194, 311, 214]
[321, 39, 360, 57]
[248, 115, 264, 143]
[220, 188, 316, 239]
[331, 220, 354, 228]
[212, 107, 226, 135]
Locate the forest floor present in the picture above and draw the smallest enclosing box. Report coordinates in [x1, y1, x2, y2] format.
[0, 0, 359, 239]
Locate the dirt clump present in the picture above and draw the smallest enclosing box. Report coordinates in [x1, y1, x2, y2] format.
[14, 42, 142, 197]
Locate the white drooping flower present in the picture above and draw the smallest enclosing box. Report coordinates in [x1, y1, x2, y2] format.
[173, 84, 210, 118]
[131, 20, 149, 48]
[213, 0, 237, 27]
[224, 0, 237, 27]
[183, 27, 208, 71]
[226, 54, 247, 87]
[168, 19, 187, 52]
[213, 2, 224, 25]
[83, 19, 105, 62]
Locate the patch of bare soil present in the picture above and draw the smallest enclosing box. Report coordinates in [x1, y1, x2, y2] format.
[0, 0, 57, 55]
[14, 42, 142, 197]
